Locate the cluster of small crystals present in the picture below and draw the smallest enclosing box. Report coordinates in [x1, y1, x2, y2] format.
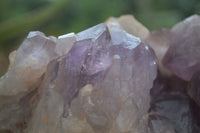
[0, 14, 200, 133]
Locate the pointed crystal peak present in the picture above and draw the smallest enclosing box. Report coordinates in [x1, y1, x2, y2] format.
[172, 14, 200, 32]
[109, 27, 141, 50]
[27, 31, 46, 39]
[77, 23, 108, 41]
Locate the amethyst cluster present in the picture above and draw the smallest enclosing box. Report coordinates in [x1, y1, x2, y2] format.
[0, 14, 200, 133]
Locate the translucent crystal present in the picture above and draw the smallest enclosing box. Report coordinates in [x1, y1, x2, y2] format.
[163, 15, 200, 81]
[0, 31, 58, 132]
[2, 14, 200, 133]
[25, 23, 157, 133]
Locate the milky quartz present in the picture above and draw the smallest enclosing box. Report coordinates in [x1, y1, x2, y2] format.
[145, 29, 172, 76]
[0, 31, 76, 132]
[0, 32, 57, 97]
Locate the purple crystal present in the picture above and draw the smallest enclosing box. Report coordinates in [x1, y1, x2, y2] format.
[3, 14, 200, 133]
[163, 15, 200, 81]
[62, 24, 157, 132]
[25, 23, 157, 133]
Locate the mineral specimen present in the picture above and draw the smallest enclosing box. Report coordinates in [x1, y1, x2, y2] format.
[0, 31, 58, 132]
[163, 15, 200, 81]
[25, 23, 157, 133]
[1, 14, 200, 133]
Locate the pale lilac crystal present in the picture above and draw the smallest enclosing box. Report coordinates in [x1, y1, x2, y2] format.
[25, 23, 157, 133]
[5, 14, 200, 133]
[163, 15, 200, 81]
[64, 24, 157, 132]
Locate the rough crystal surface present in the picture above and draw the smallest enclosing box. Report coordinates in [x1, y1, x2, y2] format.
[0, 31, 57, 96]
[0, 31, 58, 132]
